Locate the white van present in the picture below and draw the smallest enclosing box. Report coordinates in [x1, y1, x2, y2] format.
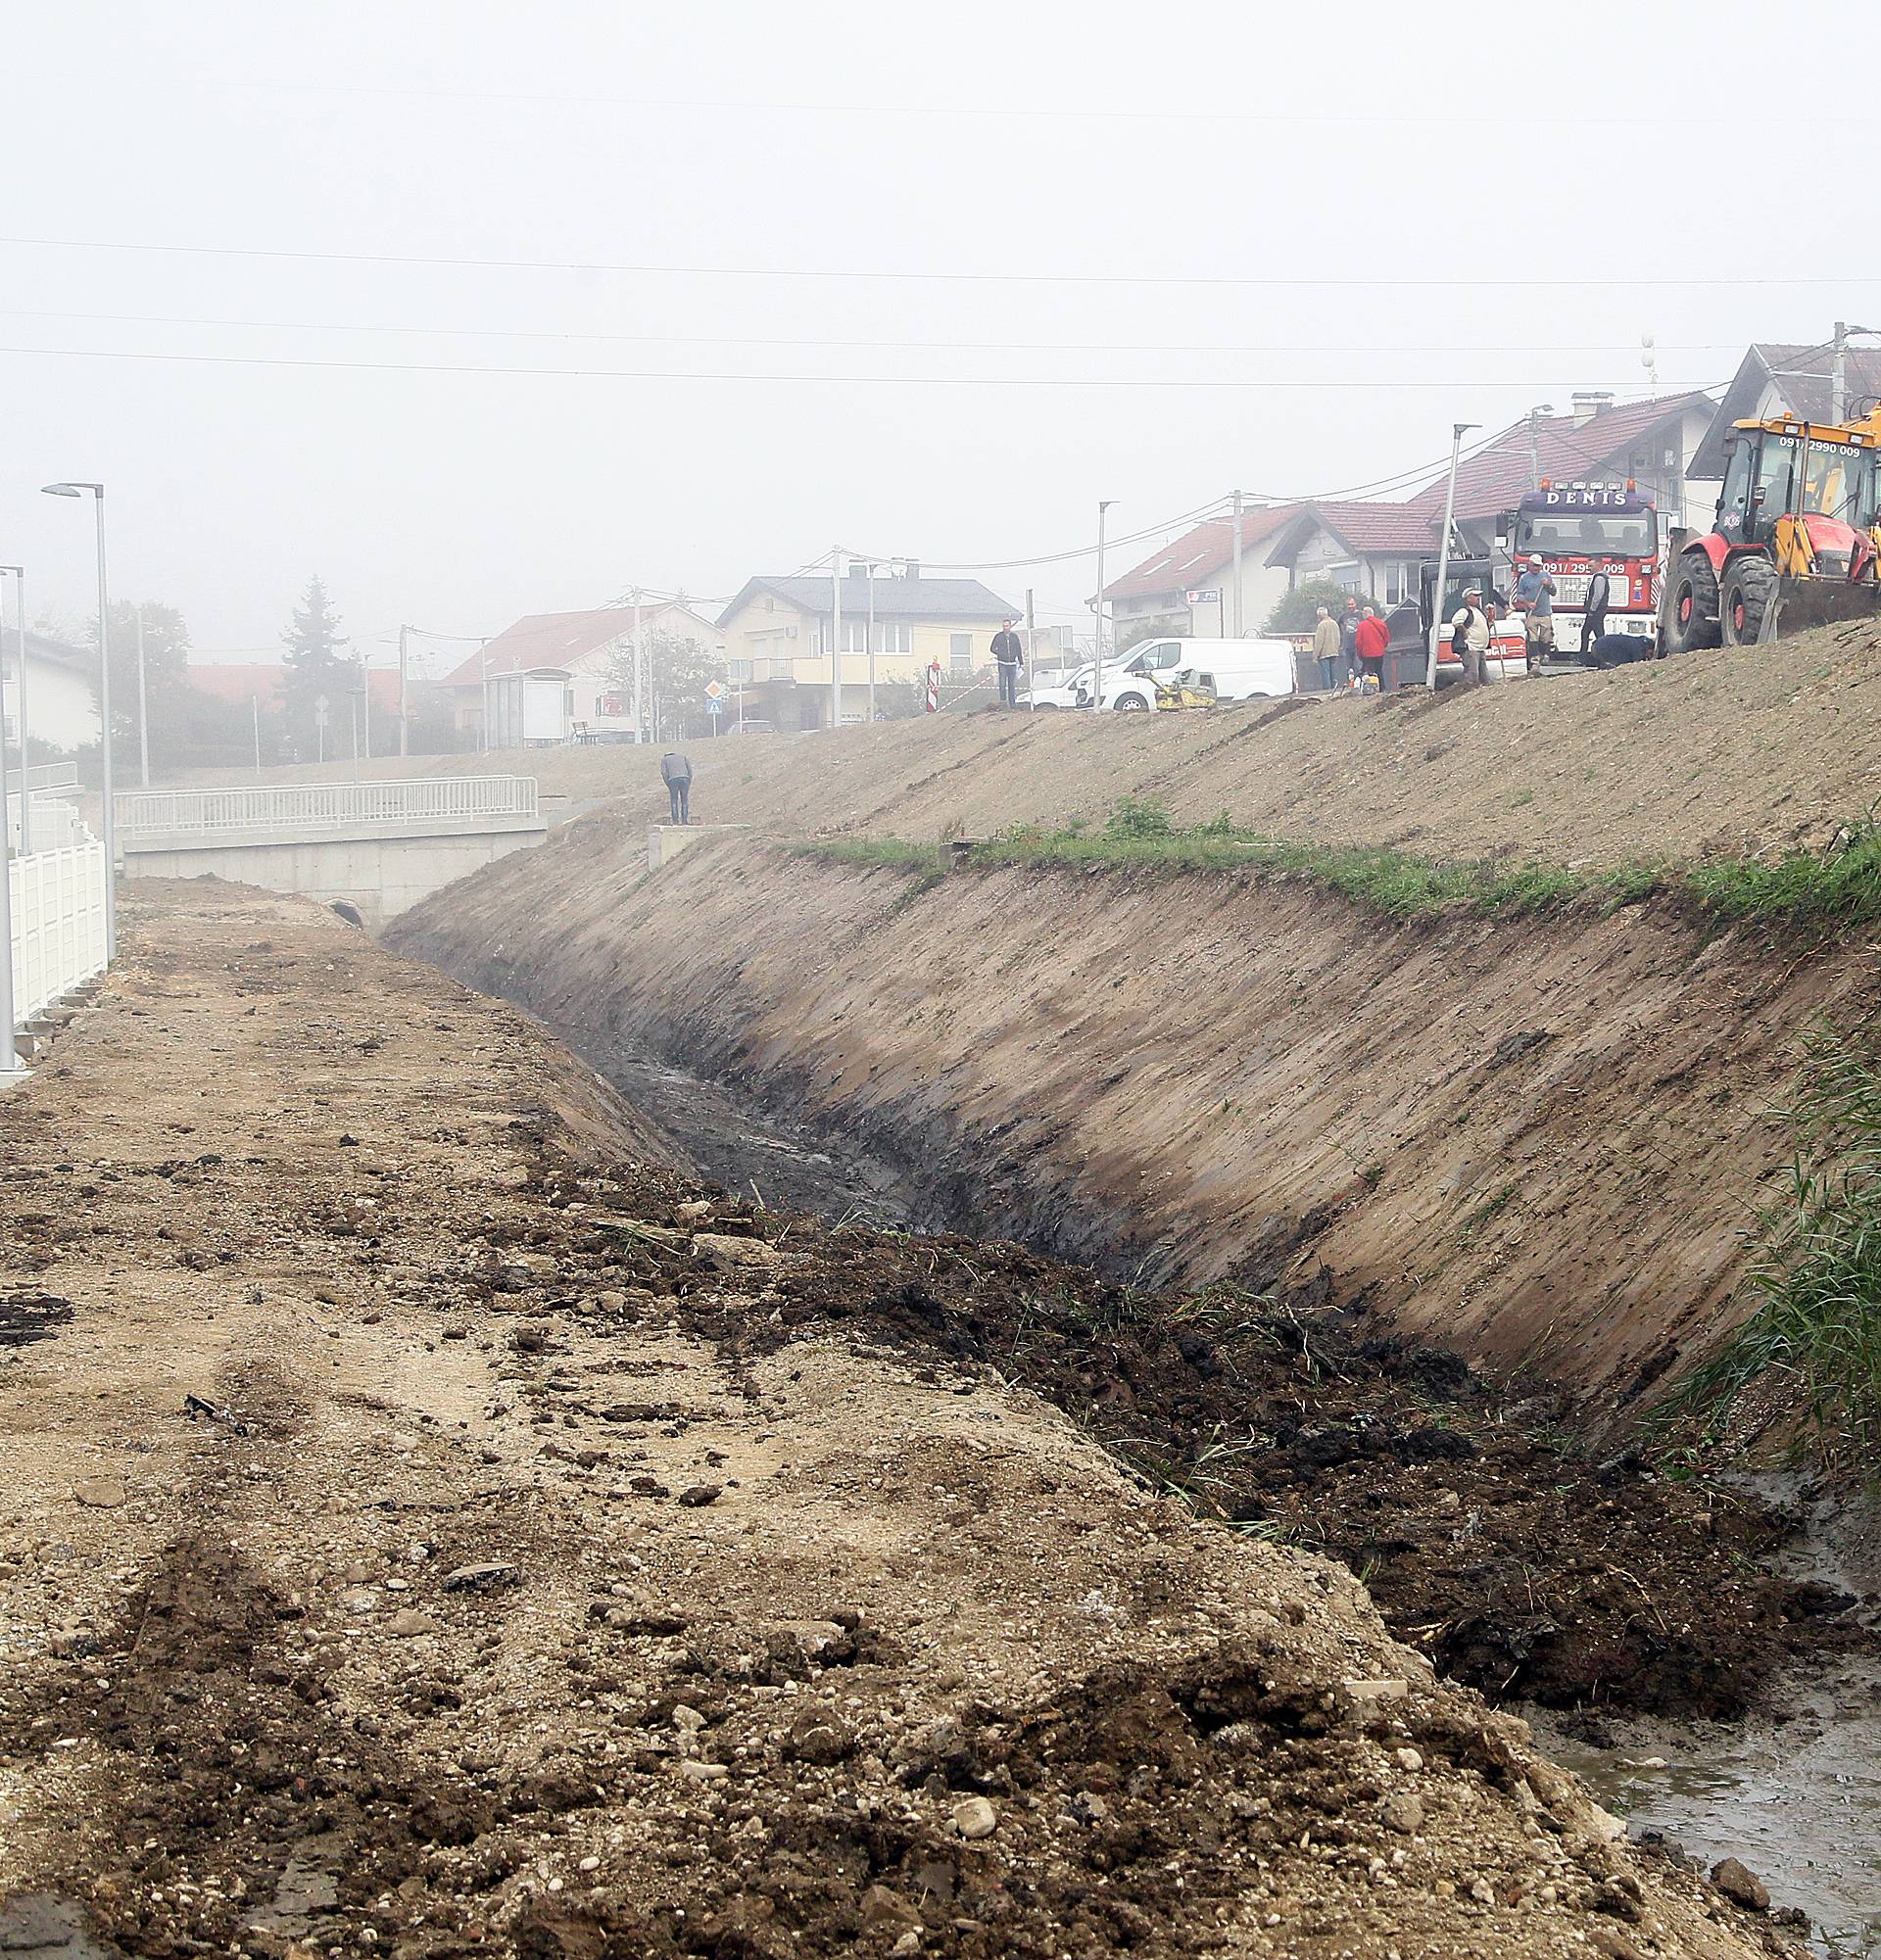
[1097, 638, 1296, 711]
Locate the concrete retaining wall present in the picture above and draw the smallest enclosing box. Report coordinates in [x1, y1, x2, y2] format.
[121, 826, 546, 927]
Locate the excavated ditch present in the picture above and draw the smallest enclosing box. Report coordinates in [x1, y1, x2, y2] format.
[387, 844, 1881, 1952]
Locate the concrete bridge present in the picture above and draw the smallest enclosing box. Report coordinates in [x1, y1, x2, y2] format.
[116, 776, 548, 926]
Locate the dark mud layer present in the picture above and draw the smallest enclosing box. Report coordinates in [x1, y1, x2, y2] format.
[492, 1145, 1872, 1723]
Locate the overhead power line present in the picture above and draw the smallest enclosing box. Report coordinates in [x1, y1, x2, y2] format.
[0, 344, 1688, 391]
[233, 77, 1724, 131]
[0, 308, 1745, 361]
[2, 234, 1873, 290]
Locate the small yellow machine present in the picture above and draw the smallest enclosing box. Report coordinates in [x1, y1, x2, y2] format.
[1153, 667, 1219, 710]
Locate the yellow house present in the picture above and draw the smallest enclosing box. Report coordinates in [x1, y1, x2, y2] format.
[716, 566, 1018, 728]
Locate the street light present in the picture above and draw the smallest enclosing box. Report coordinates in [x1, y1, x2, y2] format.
[40, 482, 115, 959]
[0, 565, 28, 852]
[1426, 425, 1479, 690]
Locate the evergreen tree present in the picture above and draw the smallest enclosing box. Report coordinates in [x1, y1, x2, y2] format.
[280, 575, 352, 761]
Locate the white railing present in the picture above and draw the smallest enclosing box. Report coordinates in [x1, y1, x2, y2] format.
[114, 774, 541, 840]
[24, 762, 78, 793]
[11, 832, 109, 1025]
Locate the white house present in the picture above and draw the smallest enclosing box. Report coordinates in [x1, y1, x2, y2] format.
[2, 627, 101, 755]
[442, 601, 724, 743]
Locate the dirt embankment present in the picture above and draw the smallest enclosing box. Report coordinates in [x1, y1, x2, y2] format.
[2, 883, 1808, 1959]
[179, 622, 1881, 872]
[389, 831, 1881, 1414]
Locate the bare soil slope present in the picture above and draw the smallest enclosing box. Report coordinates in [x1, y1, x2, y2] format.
[191, 620, 1881, 869]
[0, 884, 1793, 1958]
[390, 830, 1881, 1412]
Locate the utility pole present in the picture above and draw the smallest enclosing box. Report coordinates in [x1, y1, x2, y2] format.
[1093, 502, 1116, 709]
[631, 591, 645, 743]
[1427, 423, 1478, 689]
[361, 662, 372, 763]
[0, 568, 28, 853]
[0, 630, 17, 1075]
[1025, 587, 1036, 710]
[135, 605, 151, 788]
[866, 557, 878, 725]
[398, 624, 410, 758]
[830, 548, 844, 731]
[1230, 490, 1244, 639]
[251, 692, 262, 771]
[1833, 320, 1850, 423]
[1527, 405, 1554, 492]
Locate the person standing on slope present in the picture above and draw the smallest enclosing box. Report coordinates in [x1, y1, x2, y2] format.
[1581, 566, 1611, 656]
[990, 619, 1025, 709]
[1337, 594, 1363, 687]
[1354, 602, 1389, 692]
[660, 749, 693, 825]
[1514, 555, 1557, 671]
[1311, 604, 1340, 692]
[1450, 585, 1491, 688]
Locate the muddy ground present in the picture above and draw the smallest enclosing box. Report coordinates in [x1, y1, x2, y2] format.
[0, 884, 1806, 1959]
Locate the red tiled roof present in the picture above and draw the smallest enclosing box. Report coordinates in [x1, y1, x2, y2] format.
[439, 608, 639, 688]
[1403, 391, 1712, 521]
[1286, 500, 1439, 554]
[1104, 505, 1298, 600]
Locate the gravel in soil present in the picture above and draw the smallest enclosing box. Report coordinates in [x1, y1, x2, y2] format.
[0, 884, 1815, 1959]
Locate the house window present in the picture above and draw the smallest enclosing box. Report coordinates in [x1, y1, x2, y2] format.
[727, 658, 751, 683]
[949, 632, 974, 677]
[1382, 561, 1415, 604]
[873, 622, 911, 654]
[843, 619, 869, 652]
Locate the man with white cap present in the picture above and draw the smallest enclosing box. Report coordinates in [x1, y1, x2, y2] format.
[1513, 554, 1557, 671]
[1450, 583, 1491, 688]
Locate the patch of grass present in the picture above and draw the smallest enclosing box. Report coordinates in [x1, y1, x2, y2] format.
[1684, 808, 1881, 929]
[796, 800, 1881, 935]
[1666, 1024, 1881, 1472]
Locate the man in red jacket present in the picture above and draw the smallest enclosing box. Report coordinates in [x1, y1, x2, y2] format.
[1354, 602, 1389, 690]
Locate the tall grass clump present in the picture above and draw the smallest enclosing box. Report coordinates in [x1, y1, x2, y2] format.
[1672, 1025, 1881, 1472]
[1685, 806, 1881, 929]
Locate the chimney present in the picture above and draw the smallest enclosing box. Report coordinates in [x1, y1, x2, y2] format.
[847, 559, 867, 579]
[1570, 391, 1615, 427]
[899, 559, 919, 581]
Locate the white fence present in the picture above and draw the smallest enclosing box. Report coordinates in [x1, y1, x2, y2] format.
[11, 834, 109, 1025]
[7, 792, 86, 853]
[115, 775, 541, 840]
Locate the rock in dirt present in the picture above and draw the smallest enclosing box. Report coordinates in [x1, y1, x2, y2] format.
[690, 1231, 780, 1270]
[1710, 1857, 1770, 1912]
[71, 1476, 126, 1508]
[677, 1482, 722, 1507]
[951, 1795, 998, 1840]
[441, 1561, 520, 1593]
[1379, 1792, 1424, 1834]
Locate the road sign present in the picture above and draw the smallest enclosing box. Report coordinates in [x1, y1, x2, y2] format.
[704, 680, 726, 701]
[706, 696, 725, 716]
[1185, 589, 1221, 604]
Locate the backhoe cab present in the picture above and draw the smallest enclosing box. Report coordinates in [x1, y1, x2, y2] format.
[1662, 412, 1881, 650]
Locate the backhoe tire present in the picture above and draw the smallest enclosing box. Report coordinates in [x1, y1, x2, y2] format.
[1662, 550, 1721, 654]
[1720, 554, 1778, 647]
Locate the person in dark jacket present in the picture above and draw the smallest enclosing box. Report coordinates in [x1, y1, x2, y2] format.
[660, 750, 693, 824]
[1336, 595, 1363, 686]
[990, 620, 1025, 707]
[1581, 568, 1611, 654]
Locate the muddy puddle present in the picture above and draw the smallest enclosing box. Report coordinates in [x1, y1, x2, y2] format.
[1533, 1660, 1881, 1957]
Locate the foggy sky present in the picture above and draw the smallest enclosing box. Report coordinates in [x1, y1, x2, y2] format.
[3, 0, 1869, 669]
